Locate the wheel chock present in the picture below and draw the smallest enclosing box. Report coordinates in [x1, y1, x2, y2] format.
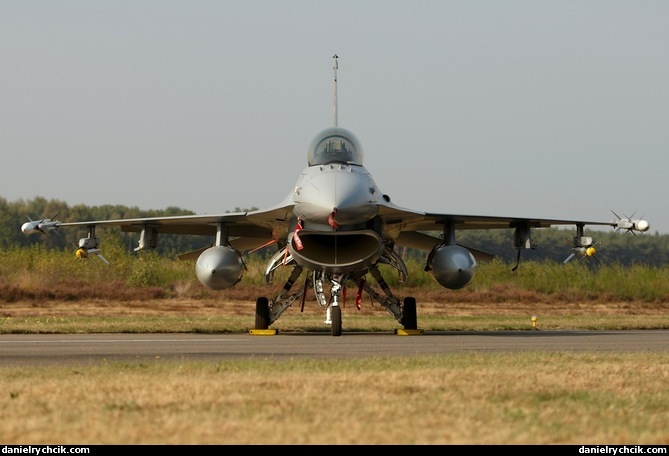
[249, 329, 278, 336]
[395, 329, 424, 336]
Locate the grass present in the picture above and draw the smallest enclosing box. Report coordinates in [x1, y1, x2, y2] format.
[1, 293, 668, 334]
[4, 246, 669, 304]
[1, 249, 668, 444]
[1, 353, 668, 444]
[1, 296, 667, 445]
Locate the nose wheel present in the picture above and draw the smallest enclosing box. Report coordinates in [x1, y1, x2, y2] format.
[330, 305, 342, 336]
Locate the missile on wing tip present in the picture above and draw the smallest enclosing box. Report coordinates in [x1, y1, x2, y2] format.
[611, 211, 650, 233]
[21, 219, 59, 235]
[615, 218, 650, 232]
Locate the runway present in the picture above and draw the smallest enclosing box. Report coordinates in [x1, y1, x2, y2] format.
[1, 330, 668, 366]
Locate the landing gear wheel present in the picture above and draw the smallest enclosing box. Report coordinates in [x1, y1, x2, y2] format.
[255, 297, 270, 330]
[331, 306, 342, 337]
[401, 297, 417, 330]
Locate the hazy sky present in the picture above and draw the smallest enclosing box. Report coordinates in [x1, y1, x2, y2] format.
[2, 1, 667, 233]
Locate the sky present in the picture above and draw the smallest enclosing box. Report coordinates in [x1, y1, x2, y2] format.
[2, 1, 667, 233]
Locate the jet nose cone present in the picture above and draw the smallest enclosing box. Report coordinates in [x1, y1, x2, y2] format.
[294, 166, 379, 226]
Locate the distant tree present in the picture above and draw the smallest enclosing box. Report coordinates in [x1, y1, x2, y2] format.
[1, 197, 664, 266]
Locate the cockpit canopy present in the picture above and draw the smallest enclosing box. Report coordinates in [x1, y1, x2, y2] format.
[307, 127, 364, 166]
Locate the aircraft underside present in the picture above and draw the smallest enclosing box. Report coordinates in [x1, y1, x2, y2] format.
[255, 259, 417, 337]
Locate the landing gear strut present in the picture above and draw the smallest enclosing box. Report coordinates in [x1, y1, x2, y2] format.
[253, 250, 418, 336]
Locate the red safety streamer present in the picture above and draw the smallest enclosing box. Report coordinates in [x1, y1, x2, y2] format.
[293, 218, 304, 250]
[328, 208, 340, 230]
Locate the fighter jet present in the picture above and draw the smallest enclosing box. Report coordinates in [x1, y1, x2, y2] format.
[21, 55, 650, 336]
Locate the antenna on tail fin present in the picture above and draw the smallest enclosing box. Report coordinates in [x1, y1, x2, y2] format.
[333, 54, 338, 127]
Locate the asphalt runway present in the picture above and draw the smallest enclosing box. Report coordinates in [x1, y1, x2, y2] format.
[1, 330, 668, 366]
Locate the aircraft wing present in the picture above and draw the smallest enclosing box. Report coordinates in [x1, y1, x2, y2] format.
[413, 212, 616, 231]
[377, 202, 621, 246]
[377, 200, 618, 232]
[52, 200, 642, 255]
[372, 202, 648, 265]
[55, 202, 295, 253]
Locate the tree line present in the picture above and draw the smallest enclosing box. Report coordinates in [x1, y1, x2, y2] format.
[1, 196, 665, 266]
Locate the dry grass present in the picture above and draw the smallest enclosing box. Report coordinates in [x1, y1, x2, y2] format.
[1, 293, 667, 334]
[1, 353, 668, 444]
[1, 291, 668, 445]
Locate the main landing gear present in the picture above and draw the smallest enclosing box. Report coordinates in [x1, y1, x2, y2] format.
[252, 266, 419, 337]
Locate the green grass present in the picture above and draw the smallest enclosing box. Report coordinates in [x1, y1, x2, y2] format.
[2, 245, 669, 334]
[3, 246, 669, 303]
